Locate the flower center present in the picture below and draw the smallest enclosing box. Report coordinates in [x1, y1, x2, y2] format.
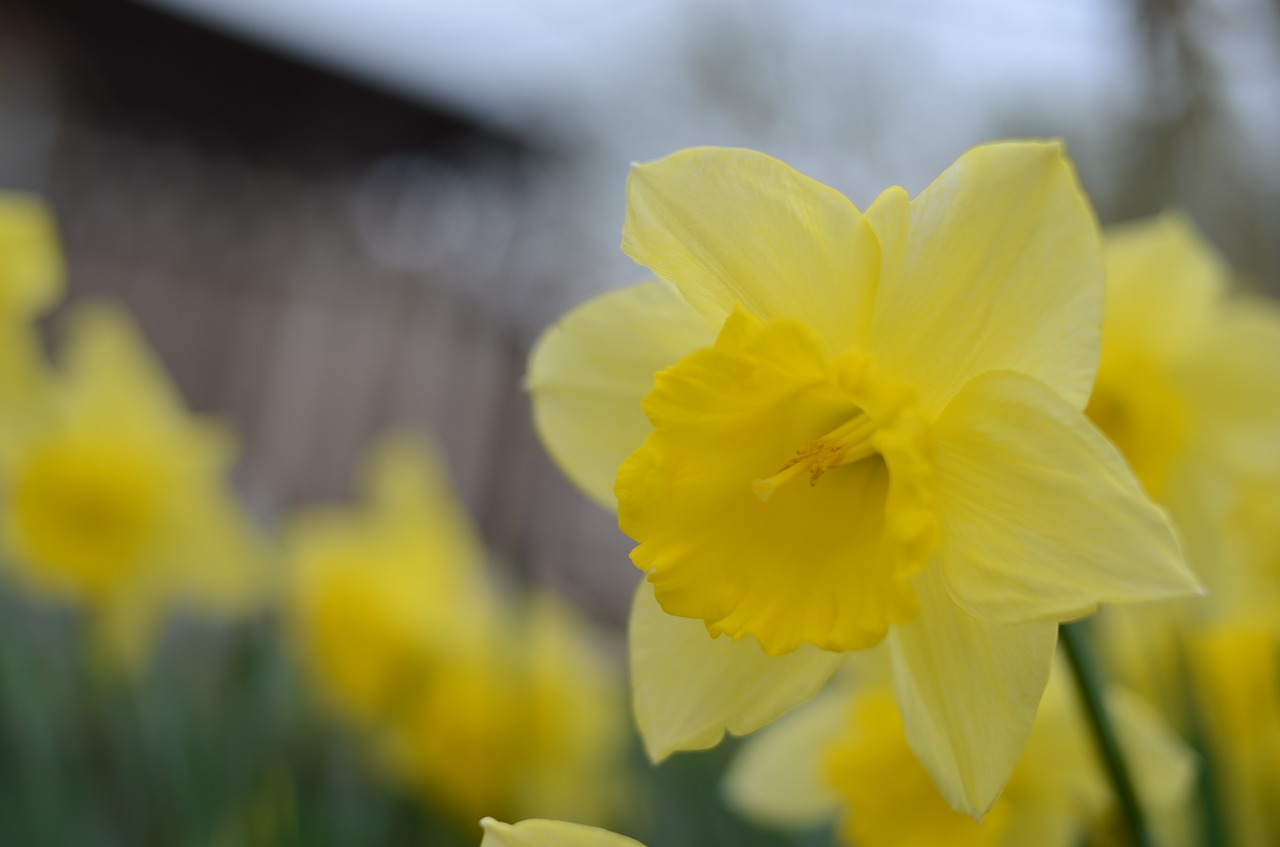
[616, 308, 937, 655]
[7, 435, 166, 598]
[753, 412, 876, 500]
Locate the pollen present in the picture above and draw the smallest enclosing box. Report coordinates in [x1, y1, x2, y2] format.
[753, 414, 877, 501]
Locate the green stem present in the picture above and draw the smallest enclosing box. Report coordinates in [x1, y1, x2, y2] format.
[1059, 620, 1157, 847]
[1173, 636, 1229, 847]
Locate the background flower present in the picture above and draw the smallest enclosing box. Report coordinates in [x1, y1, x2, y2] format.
[287, 436, 628, 829]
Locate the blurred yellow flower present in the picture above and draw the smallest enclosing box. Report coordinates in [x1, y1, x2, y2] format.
[529, 142, 1197, 814]
[0, 304, 268, 665]
[1187, 626, 1280, 847]
[1088, 214, 1280, 597]
[287, 436, 626, 827]
[289, 436, 496, 725]
[1091, 216, 1280, 726]
[0, 192, 62, 313]
[724, 665, 1195, 847]
[0, 193, 64, 456]
[479, 817, 644, 847]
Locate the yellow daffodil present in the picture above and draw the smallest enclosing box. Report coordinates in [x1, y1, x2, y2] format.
[288, 436, 497, 725]
[1088, 216, 1280, 726]
[287, 436, 626, 827]
[479, 818, 644, 847]
[528, 141, 1199, 814]
[724, 664, 1195, 847]
[1079, 219, 1280, 846]
[1087, 213, 1280, 604]
[0, 193, 63, 458]
[0, 304, 268, 665]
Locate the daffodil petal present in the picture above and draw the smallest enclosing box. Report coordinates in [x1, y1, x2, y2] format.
[888, 566, 1057, 816]
[1109, 687, 1198, 817]
[722, 684, 848, 828]
[61, 304, 189, 433]
[480, 818, 645, 847]
[1186, 297, 1280, 473]
[933, 370, 1197, 624]
[622, 147, 880, 353]
[1101, 212, 1227, 364]
[867, 140, 1103, 416]
[527, 281, 715, 509]
[994, 668, 1103, 847]
[362, 433, 488, 594]
[0, 192, 63, 317]
[629, 582, 844, 762]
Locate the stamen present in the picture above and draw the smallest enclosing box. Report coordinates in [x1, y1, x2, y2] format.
[753, 414, 876, 501]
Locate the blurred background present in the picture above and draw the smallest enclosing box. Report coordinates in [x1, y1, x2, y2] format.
[0, 0, 1277, 844]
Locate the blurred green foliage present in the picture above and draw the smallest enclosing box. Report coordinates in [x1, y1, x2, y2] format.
[0, 581, 827, 847]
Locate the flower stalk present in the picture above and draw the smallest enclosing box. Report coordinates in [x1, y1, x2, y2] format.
[1060, 619, 1156, 847]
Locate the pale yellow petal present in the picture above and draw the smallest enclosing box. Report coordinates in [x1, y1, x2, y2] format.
[622, 147, 880, 353]
[933, 370, 1197, 624]
[867, 140, 1103, 416]
[1183, 296, 1280, 473]
[1101, 211, 1227, 366]
[999, 665, 1106, 847]
[0, 192, 63, 317]
[479, 818, 645, 847]
[825, 687, 1010, 847]
[1109, 687, 1198, 818]
[888, 566, 1057, 816]
[1088, 214, 1235, 498]
[361, 432, 488, 597]
[722, 684, 847, 828]
[59, 303, 189, 434]
[157, 457, 273, 615]
[629, 582, 844, 762]
[527, 281, 715, 508]
[515, 591, 628, 825]
[992, 806, 1078, 847]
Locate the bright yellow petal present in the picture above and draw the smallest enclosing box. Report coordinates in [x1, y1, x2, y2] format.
[722, 683, 848, 828]
[629, 582, 844, 761]
[867, 140, 1103, 416]
[0, 192, 63, 317]
[619, 310, 925, 655]
[621, 147, 880, 353]
[480, 818, 645, 847]
[527, 281, 715, 508]
[933, 370, 1197, 624]
[888, 566, 1057, 816]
